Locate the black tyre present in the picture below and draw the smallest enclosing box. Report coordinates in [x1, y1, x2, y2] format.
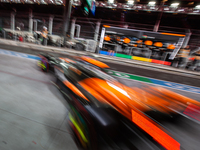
[75, 43, 85, 51]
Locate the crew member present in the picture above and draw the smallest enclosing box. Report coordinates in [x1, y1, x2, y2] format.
[193, 50, 200, 70]
[177, 45, 190, 68]
[41, 26, 48, 45]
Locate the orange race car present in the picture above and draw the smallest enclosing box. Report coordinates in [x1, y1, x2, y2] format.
[38, 53, 200, 150]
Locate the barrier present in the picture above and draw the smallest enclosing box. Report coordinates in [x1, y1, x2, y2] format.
[99, 50, 172, 66]
[0, 13, 199, 71]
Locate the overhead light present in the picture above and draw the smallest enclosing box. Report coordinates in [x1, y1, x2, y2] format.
[164, 7, 169, 10]
[193, 10, 200, 13]
[178, 9, 184, 12]
[171, 3, 179, 7]
[108, 0, 114, 3]
[148, 1, 156, 5]
[127, 0, 134, 5]
[124, 5, 129, 8]
[195, 5, 200, 9]
[188, 2, 194, 5]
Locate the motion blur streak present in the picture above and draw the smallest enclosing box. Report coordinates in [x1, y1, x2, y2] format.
[183, 103, 200, 121]
[37, 61, 46, 69]
[80, 56, 110, 68]
[59, 57, 76, 63]
[63, 80, 89, 101]
[69, 113, 88, 144]
[153, 87, 200, 106]
[131, 109, 180, 150]
[160, 32, 185, 37]
[68, 120, 87, 148]
[107, 82, 131, 99]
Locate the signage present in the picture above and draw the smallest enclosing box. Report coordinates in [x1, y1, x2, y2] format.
[85, 0, 95, 15]
[99, 27, 105, 48]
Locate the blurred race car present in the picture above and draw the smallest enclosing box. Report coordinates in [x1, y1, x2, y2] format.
[38, 54, 200, 150]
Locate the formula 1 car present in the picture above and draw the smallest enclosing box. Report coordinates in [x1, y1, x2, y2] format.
[38, 54, 200, 150]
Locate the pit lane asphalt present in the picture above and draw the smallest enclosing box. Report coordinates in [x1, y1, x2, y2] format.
[0, 54, 78, 150]
[103, 61, 200, 88]
[0, 53, 200, 150]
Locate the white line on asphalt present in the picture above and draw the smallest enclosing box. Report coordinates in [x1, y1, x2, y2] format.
[109, 69, 200, 89]
[115, 76, 200, 95]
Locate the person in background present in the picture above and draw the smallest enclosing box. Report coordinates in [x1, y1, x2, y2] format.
[41, 26, 48, 45]
[19, 22, 24, 31]
[191, 50, 200, 71]
[177, 45, 190, 68]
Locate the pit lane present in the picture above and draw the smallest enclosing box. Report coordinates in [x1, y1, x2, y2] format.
[0, 52, 200, 150]
[0, 54, 78, 150]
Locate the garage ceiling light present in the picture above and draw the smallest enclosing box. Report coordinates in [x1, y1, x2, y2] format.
[195, 5, 200, 9]
[188, 2, 194, 5]
[127, 0, 134, 5]
[148, 1, 156, 5]
[108, 0, 114, 3]
[177, 9, 184, 12]
[193, 10, 200, 13]
[164, 7, 169, 10]
[171, 3, 179, 7]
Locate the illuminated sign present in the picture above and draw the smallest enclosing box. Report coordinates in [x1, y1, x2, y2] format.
[85, 0, 95, 15]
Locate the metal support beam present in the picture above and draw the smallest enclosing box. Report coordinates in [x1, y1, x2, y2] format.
[63, 0, 72, 45]
[64, 0, 72, 33]
[70, 18, 76, 39]
[153, 12, 162, 32]
[99, 27, 106, 48]
[11, 12, 15, 31]
[49, 15, 54, 35]
[29, 9, 33, 33]
[182, 30, 191, 48]
[75, 24, 81, 38]
[33, 20, 37, 31]
[153, 1, 165, 32]
[94, 21, 100, 41]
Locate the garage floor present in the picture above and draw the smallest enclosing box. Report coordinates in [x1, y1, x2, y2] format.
[0, 54, 78, 150]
